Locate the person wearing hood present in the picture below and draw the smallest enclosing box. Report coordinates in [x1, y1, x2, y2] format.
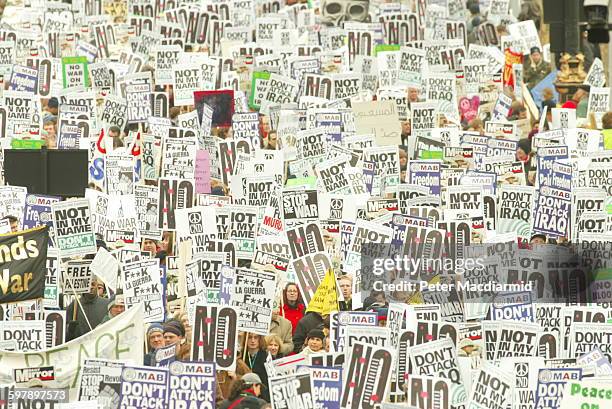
[99, 294, 125, 325]
[218, 373, 267, 409]
[292, 310, 324, 354]
[144, 323, 165, 366]
[163, 319, 192, 361]
[300, 329, 325, 355]
[66, 277, 110, 341]
[516, 138, 533, 173]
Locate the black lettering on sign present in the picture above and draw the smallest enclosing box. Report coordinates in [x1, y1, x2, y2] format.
[192, 305, 238, 370]
[158, 178, 194, 230]
[341, 342, 393, 409]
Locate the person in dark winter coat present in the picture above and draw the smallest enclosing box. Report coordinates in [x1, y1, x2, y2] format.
[243, 333, 270, 402]
[66, 277, 110, 341]
[218, 373, 267, 409]
[279, 282, 305, 334]
[292, 311, 324, 354]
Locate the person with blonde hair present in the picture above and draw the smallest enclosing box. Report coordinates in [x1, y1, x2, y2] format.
[264, 334, 284, 360]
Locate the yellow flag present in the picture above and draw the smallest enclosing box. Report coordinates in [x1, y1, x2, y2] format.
[306, 269, 339, 314]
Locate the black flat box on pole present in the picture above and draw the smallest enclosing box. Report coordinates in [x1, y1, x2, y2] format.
[4, 149, 89, 197]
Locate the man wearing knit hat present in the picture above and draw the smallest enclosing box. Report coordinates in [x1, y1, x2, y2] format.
[163, 320, 185, 346]
[99, 294, 125, 324]
[144, 323, 165, 366]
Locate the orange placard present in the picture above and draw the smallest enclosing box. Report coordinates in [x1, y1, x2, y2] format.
[503, 48, 523, 88]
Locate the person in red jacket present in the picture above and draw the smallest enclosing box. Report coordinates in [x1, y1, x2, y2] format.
[279, 282, 305, 334]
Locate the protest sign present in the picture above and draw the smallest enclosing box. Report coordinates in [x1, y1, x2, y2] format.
[533, 184, 571, 238]
[119, 365, 168, 409]
[13, 365, 56, 385]
[426, 73, 459, 120]
[154, 45, 181, 86]
[168, 361, 216, 408]
[125, 76, 153, 123]
[173, 64, 202, 106]
[398, 47, 425, 88]
[402, 374, 453, 409]
[269, 372, 314, 409]
[88, 62, 113, 96]
[105, 154, 134, 196]
[535, 368, 582, 409]
[497, 185, 534, 238]
[134, 185, 162, 240]
[185, 254, 225, 299]
[121, 259, 164, 322]
[310, 366, 342, 409]
[490, 291, 535, 323]
[341, 341, 394, 409]
[495, 321, 541, 359]
[468, 363, 513, 409]
[62, 260, 93, 295]
[411, 102, 437, 138]
[352, 100, 402, 146]
[569, 323, 612, 362]
[587, 87, 610, 126]
[232, 112, 260, 146]
[329, 311, 378, 354]
[57, 117, 90, 149]
[0, 226, 48, 304]
[560, 380, 612, 409]
[52, 200, 96, 257]
[584, 58, 606, 87]
[44, 249, 60, 309]
[99, 95, 127, 130]
[158, 178, 195, 231]
[306, 268, 339, 316]
[231, 268, 277, 335]
[191, 304, 238, 371]
[409, 160, 442, 196]
[0, 320, 45, 351]
[408, 338, 467, 408]
[154, 345, 176, 367]
[227, 205, 258, 259]
[195, 90, 235, 128]
[282, 190, 319, 228]
[162, 136, 197, 179]
[0, 304, 144, 400]
[77, 358, 124, 409]
[9, 65, 37, 93]
[62, 56, 89, 89]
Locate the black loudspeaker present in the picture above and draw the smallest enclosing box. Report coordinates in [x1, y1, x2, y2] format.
[4, 149, 88, 197]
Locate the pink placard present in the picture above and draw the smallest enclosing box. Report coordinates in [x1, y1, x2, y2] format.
[195, 150, 211, 194]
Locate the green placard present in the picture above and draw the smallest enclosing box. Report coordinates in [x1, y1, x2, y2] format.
[286, 176, 317, 189]
[420, 150, 444, 160]
[11, 139, 45, 149]
[249, 71, 271, 110]
[603, 129, 612, 150]
[61, 56, 90, 89]
[374, 44, 400, 55]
